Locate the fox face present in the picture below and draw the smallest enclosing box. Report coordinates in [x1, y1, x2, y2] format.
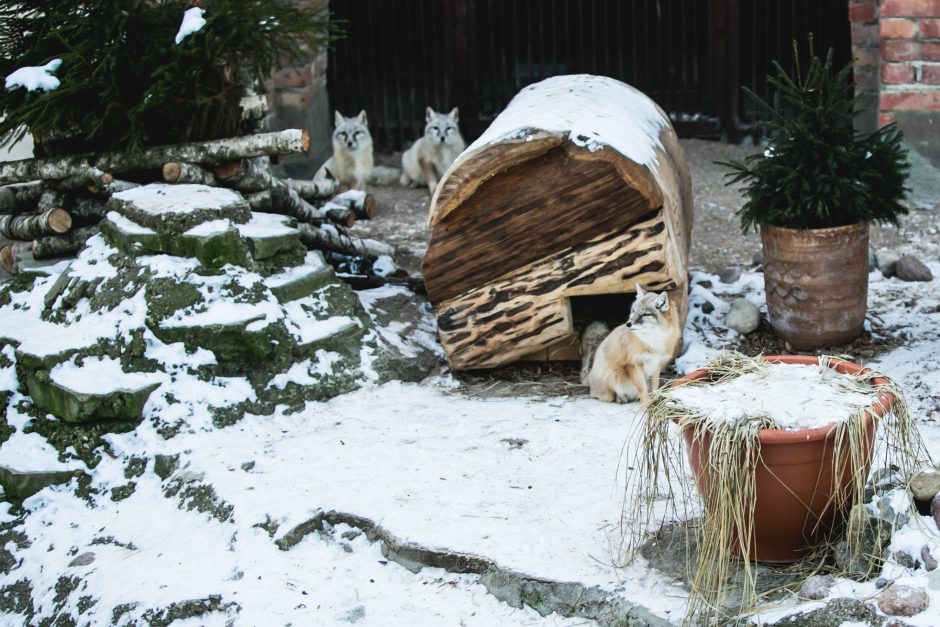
[333, 110, 372, 153]
[626, 286, 670, 331]
[424, 107, 462, 146]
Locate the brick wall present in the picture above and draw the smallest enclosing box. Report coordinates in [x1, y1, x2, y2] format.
[851, 0, 940, 163]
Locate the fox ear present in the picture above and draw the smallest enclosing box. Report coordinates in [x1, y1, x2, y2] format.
[449, 107, 459, 122]
[356, 110, 368, 126]
[426, 106, 435, 122]
[635, 285, 646, 297]
[334, 111, 345, 127]
[655, 293, 669, 312]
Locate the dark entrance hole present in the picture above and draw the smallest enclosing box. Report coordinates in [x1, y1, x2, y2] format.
[569, 292, 635, 332]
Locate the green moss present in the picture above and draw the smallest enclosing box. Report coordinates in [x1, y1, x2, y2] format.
[110, 483, 136, 502]
[164, 480, 234, 524]
[24, 414, 140, 468]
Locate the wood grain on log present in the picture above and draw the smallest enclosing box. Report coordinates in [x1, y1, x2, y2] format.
[297, 224, 394, 259]
[0, 208, 72, 240]
[435, 211, 676, 369]
[0, 129, 309, 185]
[216, 157, 327, 224]
[32, 226, 98, 260]
[423, 144, 658, 305]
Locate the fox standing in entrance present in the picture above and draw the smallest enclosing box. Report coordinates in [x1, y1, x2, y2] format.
[581, 286, 682, 404]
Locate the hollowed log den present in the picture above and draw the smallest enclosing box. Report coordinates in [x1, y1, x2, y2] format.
[421, 75, 693, 370]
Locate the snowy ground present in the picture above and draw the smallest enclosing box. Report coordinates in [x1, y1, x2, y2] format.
[1, 250, 939, 625]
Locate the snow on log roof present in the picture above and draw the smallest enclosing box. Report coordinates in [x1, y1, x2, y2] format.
[467, 74, 669, 166]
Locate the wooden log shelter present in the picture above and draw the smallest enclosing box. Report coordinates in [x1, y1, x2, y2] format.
[421, 74, 693, 370]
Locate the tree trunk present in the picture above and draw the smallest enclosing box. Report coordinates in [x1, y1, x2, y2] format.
[0, 182, 43, 214]
[327, 190, 376, 220]
[0, 129, 309, 185]
[162, 162, 219, 186]
[297, 223, 395, 259]
[37, 189, 66, 213]
[32, 226, 98, 260]
[0, 208, 72, 240]
[283, 176, 339, 201]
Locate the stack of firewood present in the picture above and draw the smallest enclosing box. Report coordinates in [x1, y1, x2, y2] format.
[0, 128, 391, 274]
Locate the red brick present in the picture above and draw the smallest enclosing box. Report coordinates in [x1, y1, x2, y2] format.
[923, 64, 940, 83]
[882, 63, 916, 83]
[922, 18, 940, 37]
[881, 0, 940, 17]
[849, 2, 877, 22]
[881, 18, 919, 38]
[879, 111, 897, 126]
[883, 40, 924, 61]
[851, 23, 879, 47]
[926, 42, 940, 59]
[880, 90, 940, 109]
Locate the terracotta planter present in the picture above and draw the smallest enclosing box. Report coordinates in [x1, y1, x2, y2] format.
[760, 223, 869, 349]
[678, 355, 893, 563]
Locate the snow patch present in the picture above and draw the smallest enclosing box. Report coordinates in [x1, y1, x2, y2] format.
[113, 184, 242, 216]
[235, 212, 296, 239]
[5, 59, 62, 92]
[175, 7, 207, 45]
[50, 356, 162, 395]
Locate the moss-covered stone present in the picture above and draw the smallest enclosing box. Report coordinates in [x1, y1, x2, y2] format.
[109, 184, 251, 234]
[153, 318, 293, 375]
[26, 369, 160, 424]
[242, 229, 301, 261]
[0, 466, 84, 501]
[102, 216, 249, 269]
[266, 263, 335, 304]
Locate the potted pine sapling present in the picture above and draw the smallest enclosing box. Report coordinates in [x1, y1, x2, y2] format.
[721, 39, 910, 349]
[621, 352, 931, 625]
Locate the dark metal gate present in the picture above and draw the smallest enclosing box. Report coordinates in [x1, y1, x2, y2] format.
[327, 0, 851, 152]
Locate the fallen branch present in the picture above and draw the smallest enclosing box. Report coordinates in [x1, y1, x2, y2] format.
[0, 208, 72, 240]
[323, 206, 356, 228]
[297, 223, 394, 259]
[32, 226, 98, 260]
[0, 129, 309, 185]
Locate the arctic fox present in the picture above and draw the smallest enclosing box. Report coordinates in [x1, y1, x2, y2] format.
[400, 107, 465, 193]
[582, 286, 681, 404]
[315, 110, 374, 191]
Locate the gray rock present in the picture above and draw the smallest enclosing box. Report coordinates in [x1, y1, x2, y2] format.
[724, 298, 760, 334]
[718, 267, 741, 284]
[240, 461, 256, 472]
[877, 585, 929, 616]
[0, 466, 85, 501]
[770, 598, 881, 626]
[894, 255, 934, 282]
[154, 454, 180, 480]
[876, 577, 892, 589]
[875, 493, 911, 528]
[834, 504, 892, 578]
[923, 545, 938, 572]
[799, 574, 835, 600]
[876, 248, 901, 277]
[700, 300, 715, 315]
[893, 550, 920, 569]
[910, 469, 940, 501]
[341, 605, 366, 623]
[932, 494, 940, 531]
[68, 552, 95, 567]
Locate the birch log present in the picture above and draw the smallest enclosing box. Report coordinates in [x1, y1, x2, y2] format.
[162, 162, 220, 186]
[244, 190, 273, 213]
[32, 226, 98, 260]
[0, 242, 31, 274]
[283, 176, 339, 201]
[0, 182, 43, 214]
[0, 208, 72, 240]
[47, 167, 112, 192]
[67, 196, 110, 227]
[37, 190, 66, 212]
[217, 158, 326, 224]
[327, 190, 376, 220]
[297, 224, 394, 259]
[0, 129, 309, 185]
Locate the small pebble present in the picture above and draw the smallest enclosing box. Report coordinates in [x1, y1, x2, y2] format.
[877, 584, 929, 617]
[724, 298, 760, 334]
[718, 267, 741, 284]
[910, 469, 940, 501]
[894, 255, 933, 282]
[701, 301, 715, 315]
[798, 574, 834, 600]
[876, 577, 892, 589]
[922, 545, 938, 572]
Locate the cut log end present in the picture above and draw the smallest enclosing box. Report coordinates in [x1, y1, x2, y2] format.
[0, 246, 13, 274]
[301, 129, 310, 153]
[162, 162, 182, 183]
[48, 208, 72, 234]
[214, 160, 243, 181]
